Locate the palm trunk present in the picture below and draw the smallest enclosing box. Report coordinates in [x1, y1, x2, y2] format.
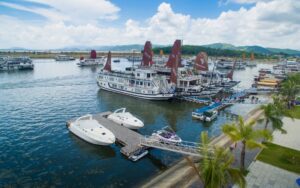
[264, 119, 269, 130]
[185, 157, 202, 180]
[240, 140, 246, 172]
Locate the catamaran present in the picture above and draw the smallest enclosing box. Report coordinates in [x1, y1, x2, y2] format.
[97, 50, 175, 100]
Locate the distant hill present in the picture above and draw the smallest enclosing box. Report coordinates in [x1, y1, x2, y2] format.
[203, 43, 300, 56]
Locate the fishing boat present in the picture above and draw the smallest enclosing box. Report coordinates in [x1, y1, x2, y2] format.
[77, 50, 105, 66]
[55, 55, 75, 61]
[128, 148, 149, 161]
[68, 114, 115, 145]
[152, 127, 182, 144]
[107, 108, 144, 129]
[97, 51, 174, 100]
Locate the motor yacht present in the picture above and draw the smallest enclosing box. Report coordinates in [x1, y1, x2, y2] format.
[107, 108, 144, 129]
[152, 127, 182, 144]
[68, 114, 115, 145]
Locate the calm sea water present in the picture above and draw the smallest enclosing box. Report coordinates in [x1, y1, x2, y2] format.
[0, 59, 272, 187]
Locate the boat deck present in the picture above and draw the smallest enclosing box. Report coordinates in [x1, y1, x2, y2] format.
[66, 112, 145, 158]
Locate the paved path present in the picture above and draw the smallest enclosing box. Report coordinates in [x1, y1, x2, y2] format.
[239, 161, 299, 188]
[272, 117, 300, 150]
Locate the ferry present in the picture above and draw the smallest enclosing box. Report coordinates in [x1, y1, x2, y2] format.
[97, 51, 175, 100]
[1, 56, 34, 70]
[55, 54, 75, 61]
[77, 50, 105, 66]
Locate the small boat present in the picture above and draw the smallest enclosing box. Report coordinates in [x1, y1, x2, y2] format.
[192, 102, 221, 121]
[128, 148, 149, 161]
[113, 59, 120, 63]
[68, 114, 115, 145]
[55, 55, 75, 61]
[152, 127, 182, 144]
[107, 108, 144, 129]
[203, 110, 218, 122]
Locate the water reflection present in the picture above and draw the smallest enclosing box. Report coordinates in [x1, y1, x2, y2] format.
[97, 90, 200, 132]
[68, 133, 116, 160]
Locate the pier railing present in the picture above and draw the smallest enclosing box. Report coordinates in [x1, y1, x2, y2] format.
[140, 136, 213, 157]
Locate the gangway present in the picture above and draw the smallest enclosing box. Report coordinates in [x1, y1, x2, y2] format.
[140, 136, 212, 157]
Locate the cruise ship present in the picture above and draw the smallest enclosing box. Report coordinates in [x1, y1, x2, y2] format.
[97, 51, 175, 100]
[77, 50, 105, 66]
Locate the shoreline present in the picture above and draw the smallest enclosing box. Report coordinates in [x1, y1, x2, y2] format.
[141, 107, 264, 188]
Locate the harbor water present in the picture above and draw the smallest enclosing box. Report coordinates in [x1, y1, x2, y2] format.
[0, 59, 272, 187]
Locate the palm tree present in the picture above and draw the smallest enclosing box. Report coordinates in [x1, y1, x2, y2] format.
[259, 103, 286, 133]
[186, 131, 246, 188]
[222, 116, 272, 171]
[280, 73, 300, 104]
[280, 79, 300, 103]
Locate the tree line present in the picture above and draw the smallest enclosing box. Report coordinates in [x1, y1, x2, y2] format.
[153, 45, 275, 59]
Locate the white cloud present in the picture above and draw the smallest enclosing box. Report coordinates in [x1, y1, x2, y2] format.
[0, 0, 120, 24]
[0, 0, 299, 50]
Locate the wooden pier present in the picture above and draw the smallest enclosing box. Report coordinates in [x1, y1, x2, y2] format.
[66, 112, 145, 157]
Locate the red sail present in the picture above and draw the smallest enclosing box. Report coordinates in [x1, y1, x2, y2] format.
[227, 60, 236, 80]
[166, 40, 182, 68]
[90, 50, 97, 59]
[141, 41, 154, 67]
[170, 55, 178, 84]
[194, 52, 208, 71]
[103, 51, 112, 72]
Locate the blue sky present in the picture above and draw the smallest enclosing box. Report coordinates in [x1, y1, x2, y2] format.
[0, 0, 299, 49]
[0, 0, 253, 23]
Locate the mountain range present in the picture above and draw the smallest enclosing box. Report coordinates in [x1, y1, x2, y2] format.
[2, 43, 300, 56]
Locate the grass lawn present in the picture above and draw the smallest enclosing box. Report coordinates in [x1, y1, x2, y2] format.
[285, 106, 300, 119]
[257, 142, 300, 174]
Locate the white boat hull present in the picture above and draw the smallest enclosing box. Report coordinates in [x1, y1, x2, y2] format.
[68, 115, 115, 145]
[98, 82, 173, 100]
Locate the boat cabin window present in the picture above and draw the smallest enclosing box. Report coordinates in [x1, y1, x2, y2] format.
[147, 73, 151, 78]
[137, 73, 140, 77]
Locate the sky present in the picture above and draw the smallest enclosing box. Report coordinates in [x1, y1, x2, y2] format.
[0, 0, 299, 50]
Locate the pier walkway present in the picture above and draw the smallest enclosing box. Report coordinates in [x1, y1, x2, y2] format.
[67, 112, 209, 159]
[67, 112, 145, 157]
[140, 136, 205, 157]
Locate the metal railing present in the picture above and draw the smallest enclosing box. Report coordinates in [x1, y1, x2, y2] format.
[140, 136, 213, 157]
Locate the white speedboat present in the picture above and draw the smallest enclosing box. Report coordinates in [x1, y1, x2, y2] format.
[107, 108, 144, 129]
[68, 114, 115, 145]
[152, 127, 182, 144]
